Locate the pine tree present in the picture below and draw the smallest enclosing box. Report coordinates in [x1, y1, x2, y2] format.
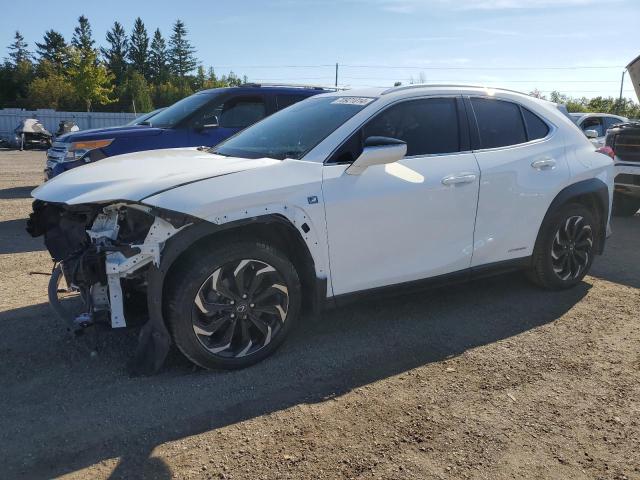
[148, 28, 169, 84]
[7, 31, 32, 66]
[195, 65, 206, 90]
[35, 30, 67, 71]
[101, 21, 128, 85]
[72, 15, 94, 52]
[168, 19, 197, 78]
[128, 17, 149, 78]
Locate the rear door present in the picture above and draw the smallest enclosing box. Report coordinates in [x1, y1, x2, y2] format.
[468, 97, 570, 267]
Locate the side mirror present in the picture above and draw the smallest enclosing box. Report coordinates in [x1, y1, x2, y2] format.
[346, 136, 407, 175]
[584, 129, 599, 139]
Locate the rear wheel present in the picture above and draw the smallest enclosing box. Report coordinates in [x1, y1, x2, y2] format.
[527, 203, 596, 289]
[612, 193, 640, 217]
[165, 241, 302, 370]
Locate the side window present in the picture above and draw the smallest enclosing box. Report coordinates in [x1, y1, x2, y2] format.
[605, 117, 624, 129]
[471, 98, 527, 149]
[362, 98, 460, 156]
[522, 107, 550, 140]
[276, 94, 307, 111]
[581, 117, 604, 137]
[217, 96, 266, 129]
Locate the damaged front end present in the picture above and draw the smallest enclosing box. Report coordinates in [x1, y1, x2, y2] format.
[27, 200, 195, 373]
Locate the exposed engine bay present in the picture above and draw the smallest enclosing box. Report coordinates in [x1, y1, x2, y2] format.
[27, 200, 195, 370]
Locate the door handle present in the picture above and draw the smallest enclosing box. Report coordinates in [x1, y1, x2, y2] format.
[441, 173, 477, 186]
[531, 158, 556, 170]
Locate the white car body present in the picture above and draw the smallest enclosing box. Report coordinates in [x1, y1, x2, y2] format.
[30, 85, 615, 371]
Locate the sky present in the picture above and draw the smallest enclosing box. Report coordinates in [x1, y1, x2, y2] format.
[1, 0, 639, 101]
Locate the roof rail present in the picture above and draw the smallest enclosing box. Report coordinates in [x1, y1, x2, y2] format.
[380, 83, 529, 96]
[238, 82, 337, 91]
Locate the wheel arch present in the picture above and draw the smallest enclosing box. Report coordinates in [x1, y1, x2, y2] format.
[132, 213, 328, 374]
[537, 178, 609, 255]
[171, 215, 324, 311]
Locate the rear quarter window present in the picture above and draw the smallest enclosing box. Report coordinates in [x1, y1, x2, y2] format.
[522, 108, 550, 140]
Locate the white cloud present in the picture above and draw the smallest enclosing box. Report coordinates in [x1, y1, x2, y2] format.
[374, 0, 603, 13]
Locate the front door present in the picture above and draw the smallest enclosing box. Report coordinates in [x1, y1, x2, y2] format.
[322, 97, 480, 296]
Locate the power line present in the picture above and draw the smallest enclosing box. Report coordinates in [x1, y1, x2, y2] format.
[213, 63, 626, 71]
[341, 77, 622, 83]
[340, 64, 626, 71]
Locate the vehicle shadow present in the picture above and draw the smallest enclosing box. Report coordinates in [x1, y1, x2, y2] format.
[589, 215, 640, 289]
[0, 272, 590, 479]
[0, 218, 45, 254]
[0, 185, 37, 199]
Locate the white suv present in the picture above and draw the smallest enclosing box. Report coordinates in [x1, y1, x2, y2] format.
[28, 85, 615, 373]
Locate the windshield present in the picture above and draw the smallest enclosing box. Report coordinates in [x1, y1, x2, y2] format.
[212, 96, 375, 160]
[125, 108, 164, 126]
[147, 93, 215, 128]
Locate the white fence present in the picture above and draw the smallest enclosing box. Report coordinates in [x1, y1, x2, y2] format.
[0, 109, 137, 140]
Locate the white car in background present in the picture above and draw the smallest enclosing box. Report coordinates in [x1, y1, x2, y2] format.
[570, 112, 628, 147]
[27, 85, 615, 373]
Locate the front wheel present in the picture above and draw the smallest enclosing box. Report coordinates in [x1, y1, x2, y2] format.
[527, 203, 596, 290]
[165, 241, 302, 370]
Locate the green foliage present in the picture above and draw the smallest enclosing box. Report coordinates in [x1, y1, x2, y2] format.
[168, 19, 197, 78]
[120, 71, 154, 112]
[128, 18, 149, 79]
[8, 31, 33, 65]
[0, 16, 256, 112]
[36, 30, 68, 72]
[152, 81, 185, 107]
[68, 49, 116, 111]
[101, 22, 128, 85]
[27, 72, 77, 110]
[547, 90, 640, 118]
[71, 15, 95, 58]
[149, 29, 169, 85]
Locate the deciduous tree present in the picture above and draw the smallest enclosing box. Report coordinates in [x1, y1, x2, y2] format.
[68, 49, 115, 111]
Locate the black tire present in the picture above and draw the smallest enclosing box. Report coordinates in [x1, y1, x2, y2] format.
[165, 241, 302, 370]
[612, 193, 640, 217]
[527, 203, 597, 290]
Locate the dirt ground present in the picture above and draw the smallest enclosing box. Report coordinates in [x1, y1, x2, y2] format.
[0, 149, 638, 480]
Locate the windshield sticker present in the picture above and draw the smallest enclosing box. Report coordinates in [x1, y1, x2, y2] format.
[331, 97, 375, 106]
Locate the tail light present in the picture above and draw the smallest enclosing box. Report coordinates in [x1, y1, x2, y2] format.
[596, 145, 615, 159]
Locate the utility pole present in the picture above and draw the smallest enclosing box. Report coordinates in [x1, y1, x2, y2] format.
[335, 62, 338, 88]
[618, 70, 626, 114]
[619, 70, 626, 103]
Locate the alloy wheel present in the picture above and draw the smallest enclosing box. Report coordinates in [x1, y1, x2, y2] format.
[191, 259, 289, 358]
[551, 215, 593, 281]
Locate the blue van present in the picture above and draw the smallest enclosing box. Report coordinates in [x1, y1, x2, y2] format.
[45, 85, 328, 179]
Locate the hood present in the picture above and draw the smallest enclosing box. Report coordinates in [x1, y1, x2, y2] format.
[57, 124, 162, 142]
[32, 148, 281, 205]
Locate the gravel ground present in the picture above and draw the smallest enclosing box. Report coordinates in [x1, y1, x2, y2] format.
[0, 150, 638, 480]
